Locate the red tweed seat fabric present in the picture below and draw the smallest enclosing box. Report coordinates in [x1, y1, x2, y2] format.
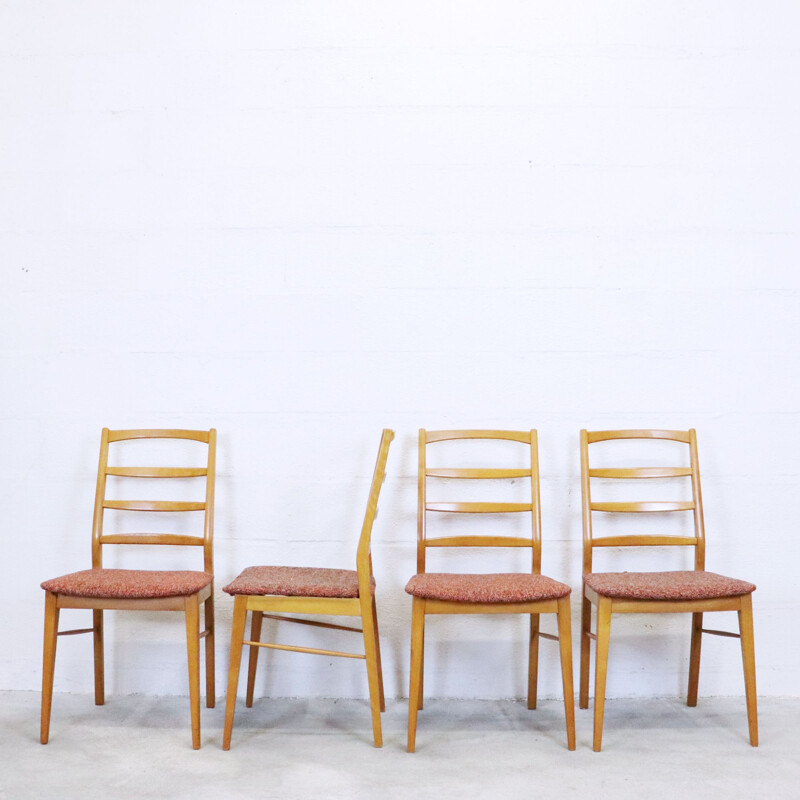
[405, 573, 571, 604]
[41, 568, 213, 599]
[584, 570, 755, 601]
[223, 566, 374, 598]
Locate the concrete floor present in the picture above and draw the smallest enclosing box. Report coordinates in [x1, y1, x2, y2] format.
[3, 692, 798, 800]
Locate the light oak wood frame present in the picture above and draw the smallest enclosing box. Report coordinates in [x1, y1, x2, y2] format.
[41, 428, 217, 750]
[579, 428, 757, 751]
[407, 429, 576, 752]
[222, 429, 394, 749]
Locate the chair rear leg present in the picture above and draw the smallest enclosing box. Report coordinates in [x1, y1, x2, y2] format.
[223, 596, 248, 750]
[527, 612, 540, 709]
[687, 611, 703, 706]
[93, 609, 105, 706]
[361, 599, 384, 747]
[407, 598, 425, 752]
[556, 597, 576, 750]
[184, 597, 202, 750]
[371, 596, 386, 711]
[592, 598, 612, 752]
[245, 610, 263, 708]
[579, 594, 592, 709]
[204, 593, 215, 708]
[738, 594, 758, 746]
[40, 592, 60, 744]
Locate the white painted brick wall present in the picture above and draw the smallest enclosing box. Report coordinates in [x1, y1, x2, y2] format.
[1, 1, 798, 700]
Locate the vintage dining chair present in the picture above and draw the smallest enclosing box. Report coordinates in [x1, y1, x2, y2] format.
[406, 429, 576, 752]
[579, 428, 757, 751]
[222, 429, 393, 749]
[40, 428, 217, 749]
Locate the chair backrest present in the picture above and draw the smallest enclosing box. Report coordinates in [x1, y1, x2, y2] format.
[580, 428, 705, 575]
[417, 429, 541, 575]
[356, 429, 394, 596]
[91, 428, 217, 573]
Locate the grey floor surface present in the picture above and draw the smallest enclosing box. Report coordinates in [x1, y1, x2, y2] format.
[2, 691, 798, 800]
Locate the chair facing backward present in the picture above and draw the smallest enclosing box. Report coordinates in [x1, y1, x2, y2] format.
[41, 428, 217, 749]
[222, 429, 393, 749]
[406, 429, 576, 752]
[579, 429, 757, 751]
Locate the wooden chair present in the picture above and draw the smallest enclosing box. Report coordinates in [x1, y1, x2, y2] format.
[579, 429, 757, 751]
[406, 429, 576, 752]
[222, 429, 393, 749]
[40, 428, 217, 750]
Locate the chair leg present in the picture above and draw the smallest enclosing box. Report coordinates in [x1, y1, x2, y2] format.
[738, 594, 758, 746]
[579, 594, 592, 709]
[417, 614, 425, 711]
[223, 596, 248, 750]
[361, 598, 384, 747]
[371, 596, 386, 712]
[687, 611, 703, 706]
[527, 613, 540, 710]
[407, 597, 425, 752]
[245, 610, 263, 708]
[93, 609, 105, 706]
[556, 597, 576, 751]
[40, 592, 60, 744]
[592, 597, 612, 752]
[204, 593, 215, 709]
[184, 597, 202, 750]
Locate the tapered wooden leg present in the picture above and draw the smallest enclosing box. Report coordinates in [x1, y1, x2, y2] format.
[184, 597, 201, 750]
[579, 594, 592, 709]
[417, 614, 425, 711]
[93, 609, 105, 706]
[738, 594, 758, 746]
[556, 597, 576, 751]
[687, 611, 703, 706]
[407, 598, 425, 752]
[40, 592, 60, 744]
[223, 596, 248, 750]
[245, 610, 263, 708]
[361, 598, 384, 747]
[527, 613, 540, 709]
[204, 593, 215, 708]
[371, 596, 386, 712]
[592, 597, 612, 752]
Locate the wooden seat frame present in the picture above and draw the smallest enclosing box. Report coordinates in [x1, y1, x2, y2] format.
[579, 428, 758, 751]
[41, 428, 217, 750]
[222, 429, 393, 749]
[407, 429, 576, 752]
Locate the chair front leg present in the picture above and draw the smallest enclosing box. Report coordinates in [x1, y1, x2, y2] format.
[223, 596, 248, 750]
[184, 596, 202, 750]
[204, 592, 215, 708]
[687, 611, 703, 706]
[93, 609, 105, 706]
[407, 597, 425, 753]
[592, 597, 612, 752]
[556, 597, 576, 751]
[40, 592, 60, 744]
[738, 594, 758, 746]
[527, 612, 540, 709]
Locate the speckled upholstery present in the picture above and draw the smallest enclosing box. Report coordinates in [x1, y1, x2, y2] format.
[223, 565, 374, 598]
[584, 570, 755, 601]
[405, 572, 571, 603]
[41, 568, 213, 599]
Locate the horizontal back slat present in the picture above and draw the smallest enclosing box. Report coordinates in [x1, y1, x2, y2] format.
[425, 535, 532, 548]
[99, 533, 206, 546]
[586, 429, 691, 444]
[588, 467, 692, 479]
[103, 500, 206, 512]
[427, 501, 532, 513]
[592, 534, 699, 547]
[106, 467, 208, 478]
[106, 429, 211, 443]
[426, 467, 530, 479]
[425, 430, 532, 444]
[591, 501, 695, 513]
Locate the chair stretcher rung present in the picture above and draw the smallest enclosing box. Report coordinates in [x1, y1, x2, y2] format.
[586, 631, 597, 641]
[537, 632, 559, 642]
[261, 614, 363, 633]
[57, 628, 94, 637]
[243, 640, 366, 659]
[701, 628, 741, 639]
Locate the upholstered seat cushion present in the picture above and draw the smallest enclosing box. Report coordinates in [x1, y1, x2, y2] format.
[584, 570, 755, 601]
[223, 566, 374, 598]
[41, 568, 213, 599]
[405, 572, 571, 604]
